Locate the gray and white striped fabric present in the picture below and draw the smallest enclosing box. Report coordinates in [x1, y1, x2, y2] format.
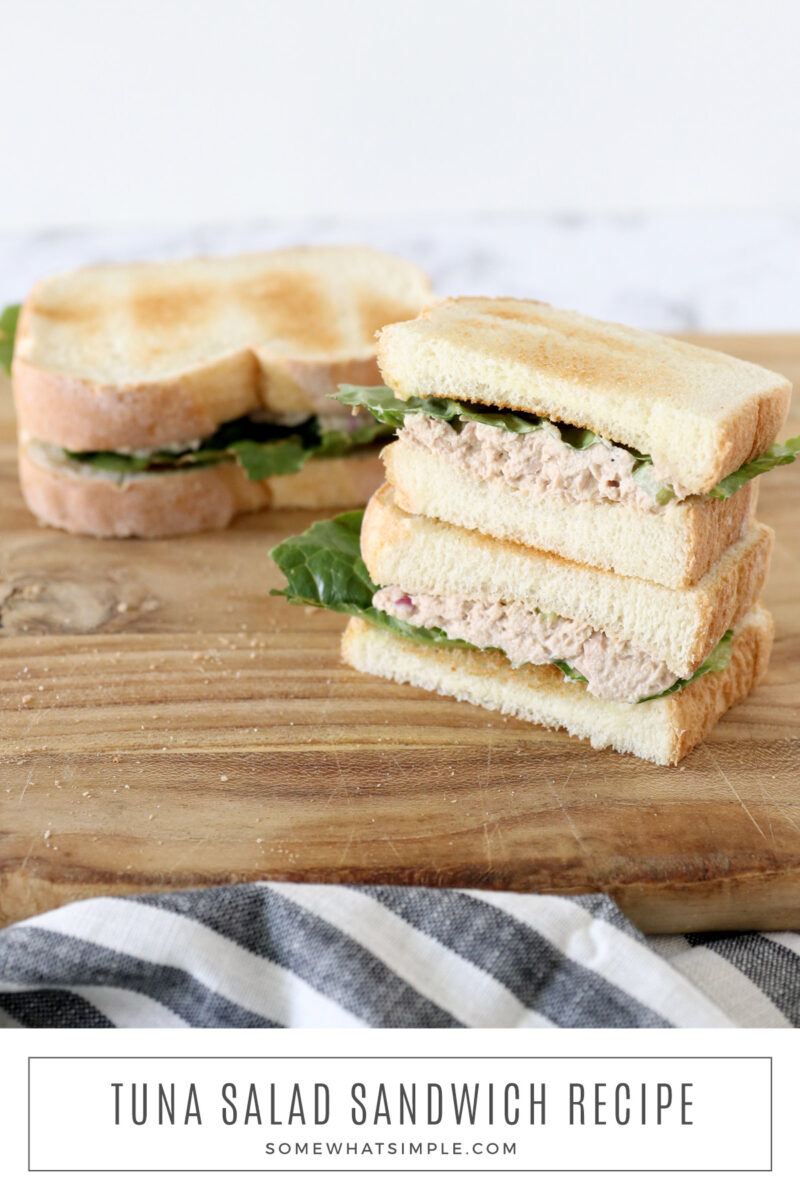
[0, 884, 798, 1028]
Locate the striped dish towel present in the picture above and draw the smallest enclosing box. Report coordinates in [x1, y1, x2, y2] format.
[0, 884, 798, 1028]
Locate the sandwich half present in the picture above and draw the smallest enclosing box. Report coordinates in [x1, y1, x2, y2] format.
[11, 246, 433, 537]
[361, 484, 774, 685]
[270, 506, 775, 765]
[342, 608, 773, 767]
[339, 297, 797, 587]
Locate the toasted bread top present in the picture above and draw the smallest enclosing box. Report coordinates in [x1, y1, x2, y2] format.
[376, 297, 791, 495]
[13, 246, 433, 450]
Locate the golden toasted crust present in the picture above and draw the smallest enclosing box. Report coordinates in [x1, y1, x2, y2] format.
[17, 442, 385, 538]
[13, 246, 433, 450]
[12, 353, 385, 452]
[667, 607, 774, 763]
[377, 297, 792, 495]
[12, 352, 258, 452]
[341, 606, 773, 766]
[383, 439, 759, 589]
[360, 483, 774, 676]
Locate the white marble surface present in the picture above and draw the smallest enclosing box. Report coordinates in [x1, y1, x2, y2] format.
[2, 214, 800, 332]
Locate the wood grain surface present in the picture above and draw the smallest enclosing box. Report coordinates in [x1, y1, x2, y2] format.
[1, 334, 799, 933]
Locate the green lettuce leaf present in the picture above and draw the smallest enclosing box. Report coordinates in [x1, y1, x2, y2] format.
[639, 629, 734, 702]
[64, 413, 391, 482]
[312, 420, 389, 458]
[0, 304, 20, 375]
[65, 444, 225, 475]
[72, 450, 153, 473]
[269, 509, 375, 611]
[335, 383, 608, 444]
[336, 384, 557, 435]
[270, 511, 734, 701]
[231, 436, 311, 481]
[268, 510, 473, 649]
[552, 660, 588, 683]
[709, 436, 800, 499]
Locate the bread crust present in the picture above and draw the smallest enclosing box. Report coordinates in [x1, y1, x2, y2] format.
[341, 606, 774, 766]
[12, 352, 254, 452]
[668, 607, 774, 763]
[377, 297, 792, 495]
[361, 483, 774, 676]
[17, 442, 385, 538]
[12, 353, 387, 452]
[383, 439, 759, 588]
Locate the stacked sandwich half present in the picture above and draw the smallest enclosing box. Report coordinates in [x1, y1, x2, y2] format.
[272, 298, 798, 764]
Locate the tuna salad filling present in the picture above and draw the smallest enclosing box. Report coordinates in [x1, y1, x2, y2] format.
[373, 585, 680, 703]
[399, 414, 681, 513]
[336, 384, 800, 507]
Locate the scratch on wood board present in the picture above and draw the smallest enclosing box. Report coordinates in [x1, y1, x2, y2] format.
[705, 745, 766, 840]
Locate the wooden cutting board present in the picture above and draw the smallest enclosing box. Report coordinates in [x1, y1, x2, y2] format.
[1, 333, 799, 934]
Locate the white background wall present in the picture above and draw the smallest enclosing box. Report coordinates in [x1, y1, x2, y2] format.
[2, 0, 799, 229]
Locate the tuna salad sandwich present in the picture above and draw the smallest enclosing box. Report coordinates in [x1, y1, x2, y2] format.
[269, 295, 793, 763]
[270, 495, 774, 765]
[339, 297, 798, 587]
[5, 246, 433, 537]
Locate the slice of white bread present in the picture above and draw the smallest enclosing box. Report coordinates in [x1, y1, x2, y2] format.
[18, 438, 385, 538]
[361, 484, 774, 678]
[383, 439, 758, 589]
[341, 605, 774, 766]
[377, 297, 791, 495]
[13, 246, 433, 451]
